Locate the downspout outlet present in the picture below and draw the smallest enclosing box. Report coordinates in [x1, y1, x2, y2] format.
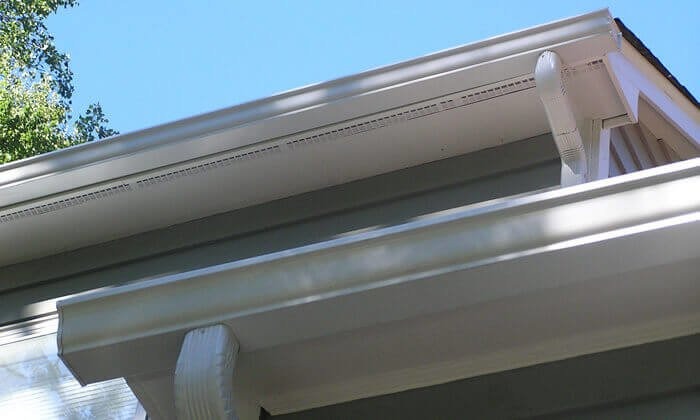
[535, 50, 588, 183]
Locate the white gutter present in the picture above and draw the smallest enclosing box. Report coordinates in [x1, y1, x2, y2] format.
[0, 9, 617, 207]
[57, 158, 700, 387]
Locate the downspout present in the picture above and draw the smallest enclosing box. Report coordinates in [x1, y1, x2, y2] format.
[535, 50, 588, 186]
[174, 324, 239, 420]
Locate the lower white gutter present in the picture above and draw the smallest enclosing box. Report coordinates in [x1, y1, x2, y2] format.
[58, 157, 700, 380]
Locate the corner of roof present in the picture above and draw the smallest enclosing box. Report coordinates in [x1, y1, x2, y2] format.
[613, 17, 699, 108]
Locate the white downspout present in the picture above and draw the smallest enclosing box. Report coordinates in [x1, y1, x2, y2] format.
[174, 324, 240, 420]
[535, 50, 588, 186]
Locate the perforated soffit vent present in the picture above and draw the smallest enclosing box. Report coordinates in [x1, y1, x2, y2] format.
[1, 74, 541, 225]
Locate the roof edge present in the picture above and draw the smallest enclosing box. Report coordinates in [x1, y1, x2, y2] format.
[614, 17, 698, 108]
[0, 9, 614, 190]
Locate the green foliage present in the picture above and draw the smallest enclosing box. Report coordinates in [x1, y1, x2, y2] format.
[0, 51, 70, 163]
[76, 103, 118, 143]
[0, 0, 117, 164]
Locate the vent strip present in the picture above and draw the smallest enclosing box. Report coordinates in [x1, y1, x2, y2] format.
[284, 76, 537, 149]
[135, 74, 537, 190]
[135, 145, 283, 187]
[0, 183, 132, 224]
[0, 73, 543, 223]
[563, 58, 605, 79]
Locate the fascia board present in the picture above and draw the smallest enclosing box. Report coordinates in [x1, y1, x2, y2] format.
[0, 9, 616, 207]
[605, 51, 700, 147]
[57, 157, 700, 384]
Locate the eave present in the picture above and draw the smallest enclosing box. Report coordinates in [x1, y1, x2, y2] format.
[0, 9, 615, 196]
[0, 9, 627, 266]
[57, 158, 700, 416]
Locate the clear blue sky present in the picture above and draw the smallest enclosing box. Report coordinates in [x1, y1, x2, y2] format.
[46, 1, 699, 135]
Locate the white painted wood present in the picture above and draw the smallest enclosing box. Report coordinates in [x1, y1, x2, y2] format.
[602, 56, 639, 123]
[582, 119, 610, 181]
[174, 325, 240, 420]
[606, 52, 699, 148]
[602, 114, 633, 129]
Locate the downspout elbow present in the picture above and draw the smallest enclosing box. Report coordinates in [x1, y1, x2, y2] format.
[535, 51, 587, 178]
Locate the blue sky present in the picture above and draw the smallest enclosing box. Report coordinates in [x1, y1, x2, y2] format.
[47, 1, 699, 135]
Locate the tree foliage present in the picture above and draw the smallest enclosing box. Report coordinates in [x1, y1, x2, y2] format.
[0, 0, 117, 164]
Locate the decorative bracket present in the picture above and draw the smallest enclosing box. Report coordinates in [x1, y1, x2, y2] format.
[535, 50, 588, 186]
[174, 324, 240, 420]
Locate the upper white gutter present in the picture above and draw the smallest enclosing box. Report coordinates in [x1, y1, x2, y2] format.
[57, 158, 700, 387]
[0, 9, 616, 207]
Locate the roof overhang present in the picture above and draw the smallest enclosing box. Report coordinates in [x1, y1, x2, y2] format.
[0, 9, 641, 266]
[0, 9, 618, 196]
[57, 158, 700, 416]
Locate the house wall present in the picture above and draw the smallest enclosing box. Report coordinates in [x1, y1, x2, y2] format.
[0, 133, 560, 325]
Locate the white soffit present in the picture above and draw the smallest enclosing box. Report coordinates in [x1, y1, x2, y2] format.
[0, 10, 630, 266]
[57, 158, 700, 393]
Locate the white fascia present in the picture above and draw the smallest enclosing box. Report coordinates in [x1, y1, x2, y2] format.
[0, 9, 617, 207]
[604, 50, 700, 150]
[57, 158, 700, 386]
